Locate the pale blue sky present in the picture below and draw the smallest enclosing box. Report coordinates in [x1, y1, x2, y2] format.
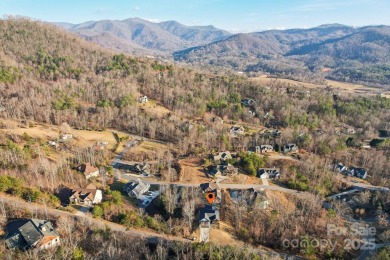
[1, 0, 389, 32]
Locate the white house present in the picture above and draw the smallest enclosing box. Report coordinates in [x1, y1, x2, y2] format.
[139, 96, 148, 103]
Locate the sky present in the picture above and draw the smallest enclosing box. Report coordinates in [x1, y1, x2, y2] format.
[1, 0, 390, 33]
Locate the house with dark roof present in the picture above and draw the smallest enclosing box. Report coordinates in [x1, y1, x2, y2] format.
[213, 151, 232, 162]
[241, 98, 255, 107]
[132, 162, 151, 175]
[229, 125, 245, 136]
[122, 178, 150, 198]
[4, 219, 60, 251]
[69, 184, 103, 205]
[334, 163, 368, 179]
[200, 182, 222, 204]
[282, 143, 298, 153]
[76, 163, 100, 180]
[350, 167, 368, 179]
[199, 205, 220, 228]
[258, 168, 281, 179]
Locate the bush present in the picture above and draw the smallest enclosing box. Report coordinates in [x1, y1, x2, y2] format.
[237, 152, 267, 176]
[92, 205, 104, 218]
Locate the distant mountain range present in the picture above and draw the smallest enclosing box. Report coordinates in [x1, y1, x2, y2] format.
[54, 18, 231, 55]
[54, 20, 390, 86]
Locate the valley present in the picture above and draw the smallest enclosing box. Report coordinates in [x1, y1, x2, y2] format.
[0, 17, 389, 260]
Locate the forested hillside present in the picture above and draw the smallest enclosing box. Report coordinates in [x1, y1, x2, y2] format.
[0, 18, 390, 259]
[174, 24, 390, 87]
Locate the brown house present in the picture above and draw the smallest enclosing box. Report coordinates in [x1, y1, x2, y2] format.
[76, 163, 100, 180]
[69, 184, 103, 205]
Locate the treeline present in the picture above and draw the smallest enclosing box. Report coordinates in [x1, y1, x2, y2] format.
[0, 203, 267, 260]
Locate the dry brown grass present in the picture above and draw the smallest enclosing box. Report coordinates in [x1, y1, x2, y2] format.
[179, 158, 209, 184]
[250, 76, 387, 97]
[0, 119, 130, 152]
[138, 99, 171, 118]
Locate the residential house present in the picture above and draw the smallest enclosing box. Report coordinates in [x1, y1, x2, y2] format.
[282, 143, 298, 153]
[132, 162, 151, 175]
[334, 163, 367, 179]
[59, 133, 73, 141]
[261, 129, 281, 138]
[241, 98, 255, 107]
[200, 182, 221, 204]
[343, 127, 356, 135]
[209, 163, 238, 177]
[69, 184, 103, 205]
[139, 96, 148, 103]
[258, 168, 281, 179]
[94, 141, 109, 150]
[249, 145, 274, 154]
[213, 151, 232, 162]
[47, 141, 58, 148]
[229, 125, 245, 136]
[350, 167, 368, 179]
[230, 189, 270, 209]
[210, 116, 224, 125]
[122, 178, 150, 198]
[76, 163, 100, 180]
[200, 182, 220, 194]
[5, 219, 60, 251]
[199, 205, 220, 227]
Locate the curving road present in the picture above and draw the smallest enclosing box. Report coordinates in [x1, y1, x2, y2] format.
[0, 193, 188, 243]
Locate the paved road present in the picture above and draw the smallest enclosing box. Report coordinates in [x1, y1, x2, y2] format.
[118, 176, 302, 195]
[0, 194, 188, 243]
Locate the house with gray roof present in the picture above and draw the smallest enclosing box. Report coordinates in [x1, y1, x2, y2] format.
[334, 163, 367, 179]
[241, 98, 255, 107]
[282, 143, 298, 153]
[249, 145, 274, 154]
[209, 163, 238, 178]
[122, 178, 150, 198]
[132, 162, 151, 175]
[258, 168, 281, 179]
[4, 219, 60, 251]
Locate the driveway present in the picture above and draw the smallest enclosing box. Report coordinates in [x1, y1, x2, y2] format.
[76, 205, 92, 216]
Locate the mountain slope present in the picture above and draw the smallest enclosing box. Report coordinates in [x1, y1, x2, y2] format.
[174, 24, 390, 86]
[55, 18, 231, 54]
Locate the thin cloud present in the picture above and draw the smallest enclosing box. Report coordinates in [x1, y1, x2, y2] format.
[133, 6, 141, 11]
[293, 0, 374, 12]
[145, 18, 160, 23]
[93, 8, 112, 15]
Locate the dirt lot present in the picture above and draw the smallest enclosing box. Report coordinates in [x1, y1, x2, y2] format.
[123, 140, 170, 162]
[138, 100, 171, 118]
[179, 159, 210, 184]
[0, 119, 130, 152]
[192, 222, 242, 245]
